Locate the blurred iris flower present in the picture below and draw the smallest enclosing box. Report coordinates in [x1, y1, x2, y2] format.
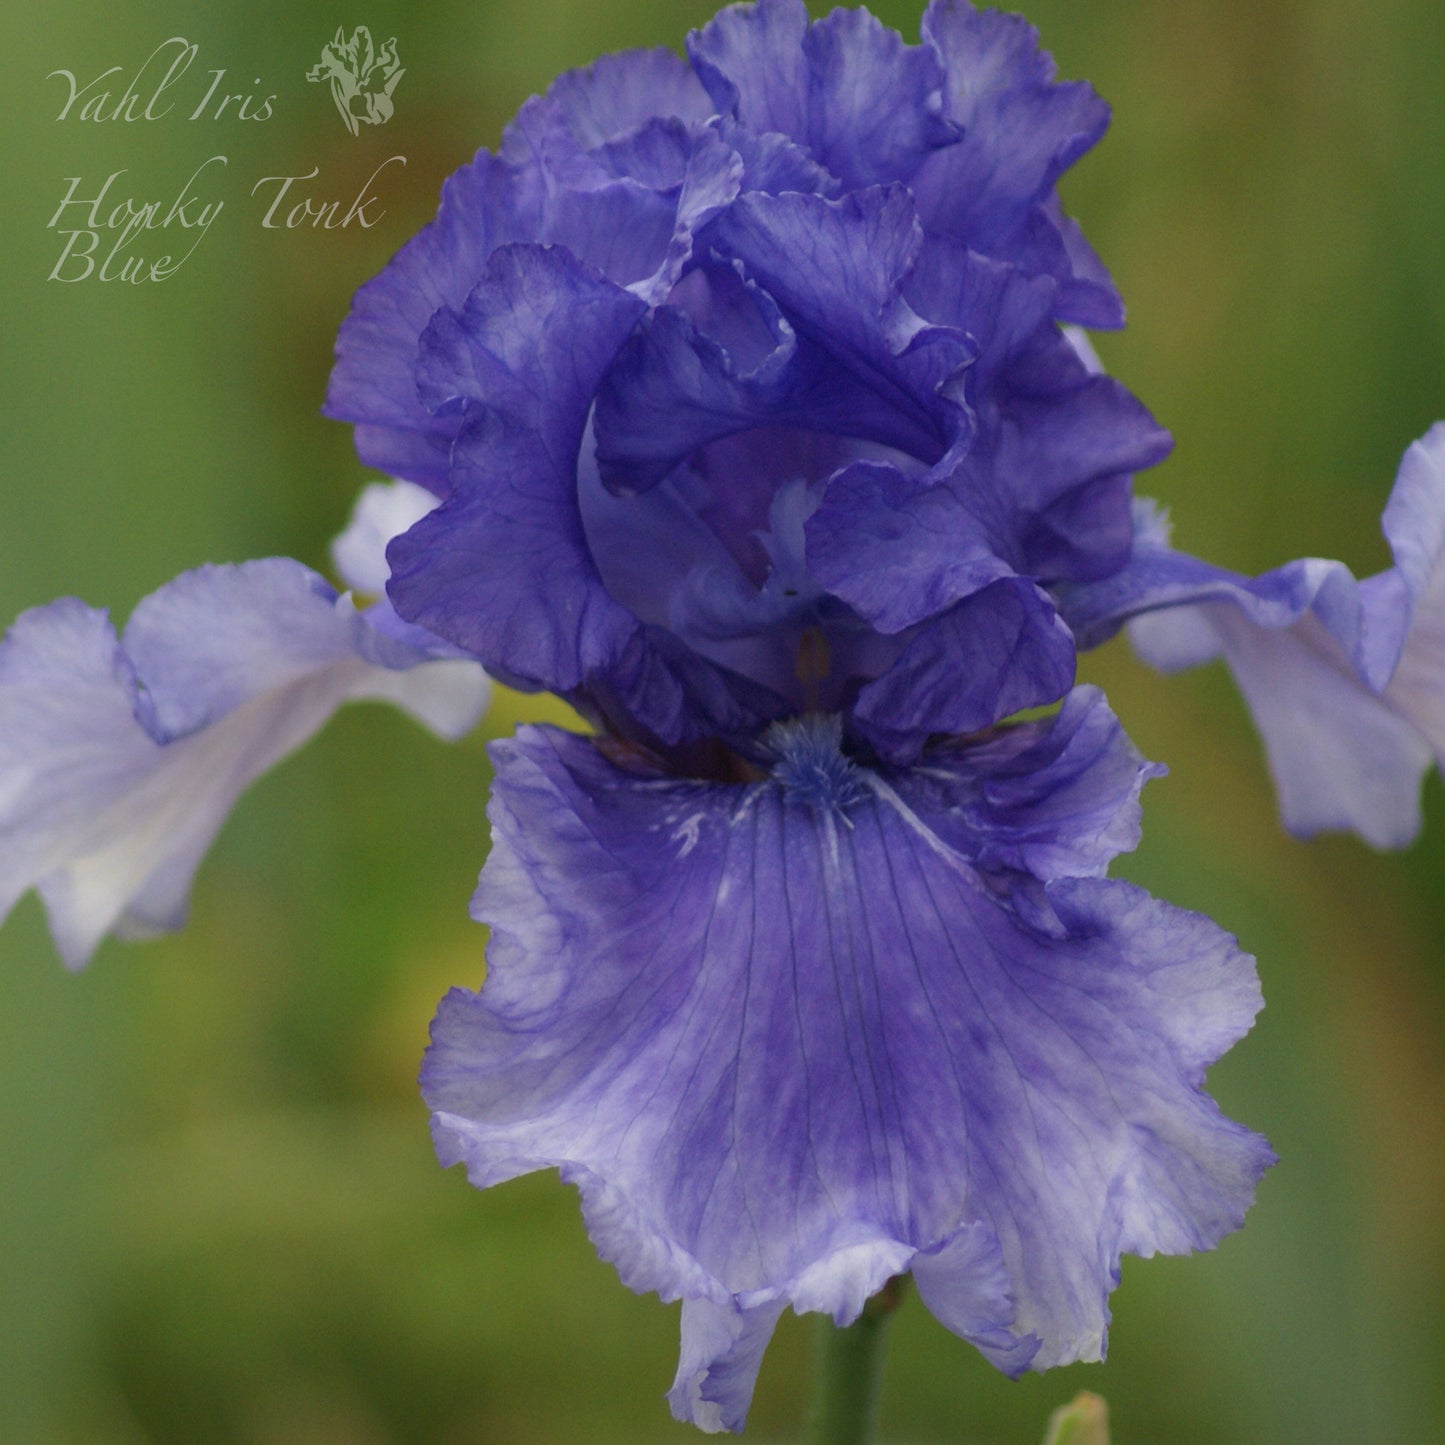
[5, 0, 1444, 1434]
[0, 481, 488, 969]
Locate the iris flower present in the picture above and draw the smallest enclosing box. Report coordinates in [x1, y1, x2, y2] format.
[4, 0, 1441, 1434]
[0, 480, 488, 969]
[326, 0, 1278, 1428]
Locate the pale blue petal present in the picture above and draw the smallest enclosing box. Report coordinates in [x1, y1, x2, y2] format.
[0, 561, 488, 968]
[1066, 426, 1445, 845]
[330, 478, 439, 596]
[1133, 603, 1432, 848]
[1382, 434, 1445, 760]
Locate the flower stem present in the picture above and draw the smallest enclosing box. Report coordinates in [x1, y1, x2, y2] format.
[804, 1276, 906, 1445]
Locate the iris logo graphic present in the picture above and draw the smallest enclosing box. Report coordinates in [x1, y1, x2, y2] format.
[306, 26, 403, 136]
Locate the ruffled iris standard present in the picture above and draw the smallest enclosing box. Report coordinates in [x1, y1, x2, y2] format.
[328, 0, 1170, 761]
[323, 0, 1281, 1430]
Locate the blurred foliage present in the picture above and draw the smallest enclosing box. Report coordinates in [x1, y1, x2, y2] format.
[2, 1, 1443, 1442]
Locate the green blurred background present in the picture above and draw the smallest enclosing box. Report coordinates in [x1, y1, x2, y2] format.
[3, 1, 1443, 1441]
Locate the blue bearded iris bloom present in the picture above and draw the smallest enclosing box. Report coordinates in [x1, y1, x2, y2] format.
[323, 0, 1285, 1430]
[4, 0, 1445, 1435]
